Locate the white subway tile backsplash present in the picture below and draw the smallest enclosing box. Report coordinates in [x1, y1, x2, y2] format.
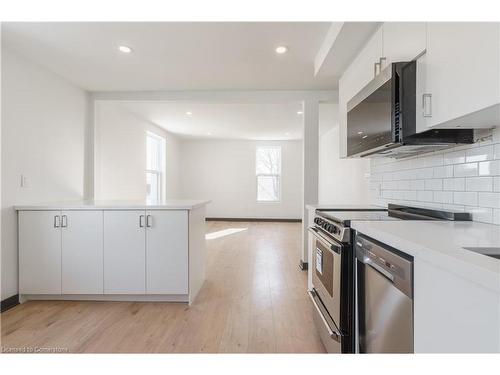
[469, 207, 494, 224]
[434, 191, 453, 204]
[397, 180, 411, 190]
[465, 145, 494, 163]
[494, 177, 500, 192]
[417, 191, 433, 202]
[453, 192, 478, 206]
[425, 179, 443, 191]
[404, 191, 417, 201]
[410, 180, 425, 190]
[423, 154, 444, 167]
[465, 177, 493, 192]
[415, 167, 434, 179]
[478, 192, 500, 208]
[443, 178, 465, 191]
[453, 163, 478, 177]
[370, 128, 499, 224]
[444, 150, 466, 165]
[493, 209, 500, 225]
[478, 160, 500, 176]
[382, 190, 393, 199]
[383, 173, 394, 181]
[494, 144, 500, 159]
[433, 165, 453, 178]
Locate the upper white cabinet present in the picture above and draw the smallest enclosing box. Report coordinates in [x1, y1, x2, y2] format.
[146, 210, 188, 294]
[419, 22, 500, 129]
[339, 22, 500, 157]
[103, 210, 146, 294]
[342, 26, 383, 101]
[382, 22, 426, 68]
[19, 210, 62, 294]
[339, 23, 426, 157]
[61, 210, 103, 294]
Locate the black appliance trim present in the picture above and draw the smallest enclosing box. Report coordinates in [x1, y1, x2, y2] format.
[388, 204, 472, 221]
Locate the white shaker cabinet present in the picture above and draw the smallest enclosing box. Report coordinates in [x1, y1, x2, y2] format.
[19, 210, 62, 294]
[146, 210, 188, 294]
[61, 210, 103, 294]
[103, 210, 146, 294]
[381, 22, 426, 68]
[17, 201, 208, 303]
[419, 22, 500, 129]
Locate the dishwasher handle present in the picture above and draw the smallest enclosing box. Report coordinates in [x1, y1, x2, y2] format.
[355, 234, 413, 299]
[360, 256, 395, 282]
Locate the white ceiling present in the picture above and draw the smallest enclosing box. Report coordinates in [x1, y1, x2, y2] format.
[2, 22, 340, 91]
[116, 101, 306, 140]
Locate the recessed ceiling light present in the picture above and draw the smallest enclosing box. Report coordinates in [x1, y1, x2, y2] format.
[207, 132, 212, 136]
[296, 111, 304, 115]
[275, 46, 288, 54]
[285, 132, 290, 136]
[118, 45, 133, 53]
[362, 135, 368, 139]
[357, 131, 364, 135]
[186, 111, 193, 116]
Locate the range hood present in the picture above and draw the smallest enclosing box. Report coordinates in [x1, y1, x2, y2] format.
[346, 61, 474, 159]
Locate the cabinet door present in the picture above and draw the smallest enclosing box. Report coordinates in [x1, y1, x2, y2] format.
[103, 210, 146, 294]
[146, 210, 188, 294]
[61, 210, 103, 294]
[382, 22, 426, 68]
[426, 22, 500, 128]
[19, 210, 61, 294]
[347, 26, 383, 98]
[415, 52, 430, 133]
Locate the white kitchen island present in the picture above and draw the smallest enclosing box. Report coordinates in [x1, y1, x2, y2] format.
[15, 200, 210, 305]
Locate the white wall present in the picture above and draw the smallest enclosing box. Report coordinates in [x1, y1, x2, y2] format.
[1, 48, 88, 300]
[179, 139, 303, 219]
[318, 102, 371, 205]
[94, 101, 181, 201]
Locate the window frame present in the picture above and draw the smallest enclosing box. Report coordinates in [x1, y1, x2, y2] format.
[255, 146, 282, 203]
[146, 131, 166, 204]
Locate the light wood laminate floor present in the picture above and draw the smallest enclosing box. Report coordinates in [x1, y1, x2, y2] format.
[1, 221, 325, 353]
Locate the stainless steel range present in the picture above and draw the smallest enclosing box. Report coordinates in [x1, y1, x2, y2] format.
[308, 204, 472, 353]
[308, 207, 390, 353]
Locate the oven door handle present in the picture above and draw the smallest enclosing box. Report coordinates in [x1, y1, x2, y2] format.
[308, 290, 342, 340]
[308, 227, 340, 254]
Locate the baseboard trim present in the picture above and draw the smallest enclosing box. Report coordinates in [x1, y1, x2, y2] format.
[20, 294, 189, 303]
[1, 294, 20, 313]
[206, 217, 302, 223]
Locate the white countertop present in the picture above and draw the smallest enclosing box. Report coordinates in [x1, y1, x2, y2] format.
[14, 199, 211, 211]
[351, 220, 500, 279]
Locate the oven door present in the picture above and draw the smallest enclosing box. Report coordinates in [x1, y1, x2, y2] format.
[308, 228, 343, 331]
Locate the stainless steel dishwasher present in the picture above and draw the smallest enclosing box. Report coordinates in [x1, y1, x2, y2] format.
[355, 234, 414, 353]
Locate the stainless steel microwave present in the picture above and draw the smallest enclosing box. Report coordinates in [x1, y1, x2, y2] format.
[346, 61, 473, 158]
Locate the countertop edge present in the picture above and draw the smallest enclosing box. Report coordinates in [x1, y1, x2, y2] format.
[351, 220, 500, 286]
[14, 200, 212, 211]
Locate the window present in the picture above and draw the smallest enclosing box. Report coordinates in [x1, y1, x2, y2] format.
[256, 146, 281, 202]
[146, 132, 166, 204]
